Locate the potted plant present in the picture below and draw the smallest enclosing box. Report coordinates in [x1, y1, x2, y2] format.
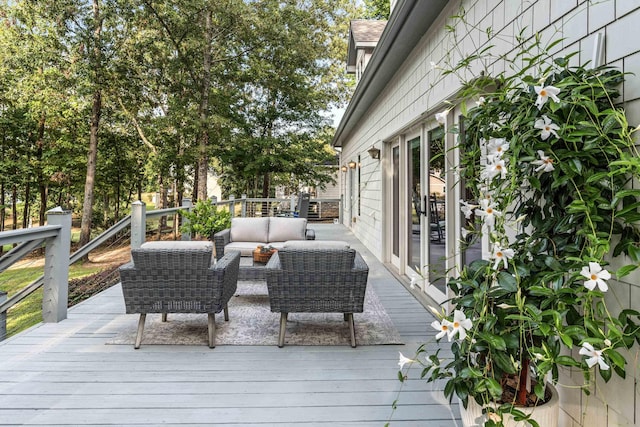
[179, 199, 231, 240]
[395, 28, 640, 427]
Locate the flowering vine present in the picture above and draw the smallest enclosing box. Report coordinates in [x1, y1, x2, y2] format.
[394, 20, 640, 427]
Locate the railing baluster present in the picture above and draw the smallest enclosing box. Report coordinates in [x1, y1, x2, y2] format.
[131, 201, 146, 250]
[0, 197, 343, 337]
[42, 208, 72, 323]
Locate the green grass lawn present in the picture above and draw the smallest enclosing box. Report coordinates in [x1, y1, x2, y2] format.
[1, 263, 107, 338]
[1, 198, 172, 338]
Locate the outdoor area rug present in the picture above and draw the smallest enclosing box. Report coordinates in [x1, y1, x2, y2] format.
[106, 282, 403, 346]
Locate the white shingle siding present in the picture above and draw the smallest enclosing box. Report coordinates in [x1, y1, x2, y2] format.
[338, 1, 640, 425]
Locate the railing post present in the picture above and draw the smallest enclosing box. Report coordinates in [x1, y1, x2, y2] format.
[339, 195, 344, 224]
[131, 200, 146, 250]
[229, 195, 235, 218]
[43, 207, 72, 323]
[210, 196, 217, 205]
[241, 194, 247, 217]
[181, 198, 192, 241]
[0, 291, 6, 340]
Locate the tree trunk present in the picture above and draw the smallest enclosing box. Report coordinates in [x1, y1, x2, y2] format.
[115, 178, 121, 220]
[79, 0, 103, 250]
[79, 88, 101, 248]
[157, 173, 167, 236]
[195, 8, 213, 201]
[11, 185, 17, 230]
[37, 114, 47, 226]
[0, 140, 5, 233]
[22, 183, 30, 228]
[0, 181, 4, 233]
[102, 194, 110, 226]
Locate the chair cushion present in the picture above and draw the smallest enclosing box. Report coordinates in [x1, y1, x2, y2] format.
[225, 241, 266, 257]
[283, 240, 350, 250]
[230, 217, 269, 243]
[268, 217, 307, 243]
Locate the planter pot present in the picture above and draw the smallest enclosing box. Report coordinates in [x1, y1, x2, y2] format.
[458, 384, 559, 427]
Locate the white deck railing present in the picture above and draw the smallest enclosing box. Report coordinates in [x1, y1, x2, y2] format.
[0, 197, 342, 340]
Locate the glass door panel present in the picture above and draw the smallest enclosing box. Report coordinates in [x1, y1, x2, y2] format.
[427, 127, 447, 295]
[407, 137, 421, 273]
[392, 145, 400, 261]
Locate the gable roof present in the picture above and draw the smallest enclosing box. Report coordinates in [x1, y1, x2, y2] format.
[334, 0, 449, 147]
[347, 20, 388, 70]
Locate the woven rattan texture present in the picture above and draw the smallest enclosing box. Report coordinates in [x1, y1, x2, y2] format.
[213, 229, 230, 260]
[265, 249, 369, 313]
[119, 248, 240, 315]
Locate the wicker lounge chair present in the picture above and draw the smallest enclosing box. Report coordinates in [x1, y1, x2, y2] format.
[118, 241, 240, 349]
[264, 242, 369, 347]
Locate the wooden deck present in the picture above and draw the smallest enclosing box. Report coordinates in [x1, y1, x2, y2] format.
[0, 224, 460, 426]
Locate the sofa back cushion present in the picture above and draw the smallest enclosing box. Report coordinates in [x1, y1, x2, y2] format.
[230, 217, 269, 243]
[268, 217, 307, 243]
[283, 240, 349, 250]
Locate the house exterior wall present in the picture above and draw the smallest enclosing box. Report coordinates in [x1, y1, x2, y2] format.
[338, 0, 640, 425]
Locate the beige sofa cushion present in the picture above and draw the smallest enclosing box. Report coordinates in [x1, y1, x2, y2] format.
[224, 241, 266, 257]
[282, 240, 349, 250]
[230, 217, 269, 243]
[268, 217, 307, 243]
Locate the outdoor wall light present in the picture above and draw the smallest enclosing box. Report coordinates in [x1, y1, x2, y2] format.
[341, 165, 348, 172]
[367, 146, 381, 160]
[348, 160, 357, 169]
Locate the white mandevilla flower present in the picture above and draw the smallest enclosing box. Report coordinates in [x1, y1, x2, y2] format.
[435, 110, 448, 124]
[534, 115, 560, 140]
[479, 186, 493, 201]
[398, 352, 415, 370]
[531, 150, 555, 173]
[487, 412, 502, 423]
[460, 199, 476, 219]
[428, 305, 443, 317]
[450, 310, 473, 341]
[579, 342, 610, 370]
[461, 228, 470, 239]
[534, 85, 561, 109]
[474, 199, 502, 228]
[486, 138, 509, 161]
[481, 158, 508, 181]
[431, 319, 453, 341]
[476, 96, 486, 106]
[580, 262, 611, 292]
[491, 244, 515, 270]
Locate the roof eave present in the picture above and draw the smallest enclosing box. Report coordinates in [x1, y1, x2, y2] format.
[333, 0, 448, 147]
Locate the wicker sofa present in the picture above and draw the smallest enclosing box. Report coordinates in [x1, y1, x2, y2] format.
[213, 217, 315, 260]
[118, 241, 240, 349]
[264, 240, 369, 347]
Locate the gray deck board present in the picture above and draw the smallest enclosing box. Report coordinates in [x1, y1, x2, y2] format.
[0, 224, 460, 426]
